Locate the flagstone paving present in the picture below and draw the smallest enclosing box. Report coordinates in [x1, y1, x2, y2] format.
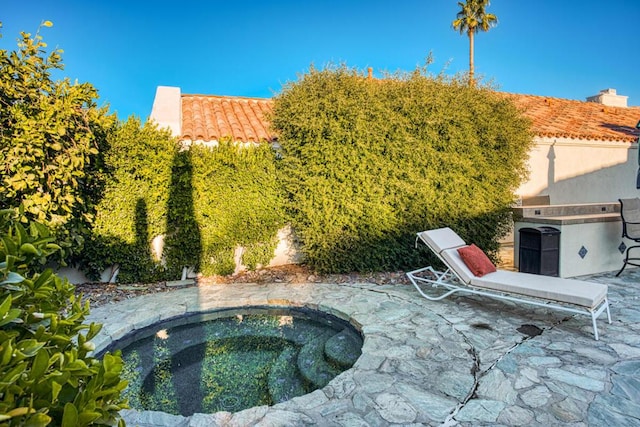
[87, 267, 640, 426]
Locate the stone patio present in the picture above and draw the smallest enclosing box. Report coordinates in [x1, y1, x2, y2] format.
[87, 267, 640, 426]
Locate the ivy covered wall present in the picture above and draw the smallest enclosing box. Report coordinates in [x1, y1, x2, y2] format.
[82, 124, 286, 282]
[189, 142, 286, 276]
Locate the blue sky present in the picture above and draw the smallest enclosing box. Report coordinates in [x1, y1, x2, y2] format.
[2, 0, 639, 120]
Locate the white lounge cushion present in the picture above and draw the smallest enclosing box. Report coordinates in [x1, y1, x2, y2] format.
[469, 271, 608, 308]
[435, 234, 608, 309]
[419, 228, 466, 253]
[440, 247, 474, 284]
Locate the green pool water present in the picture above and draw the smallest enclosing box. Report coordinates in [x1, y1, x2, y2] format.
[109, 307, 362, 416]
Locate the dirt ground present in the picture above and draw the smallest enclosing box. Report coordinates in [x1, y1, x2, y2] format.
[75, 247, 515, 309]
[74, 264, 412, 309]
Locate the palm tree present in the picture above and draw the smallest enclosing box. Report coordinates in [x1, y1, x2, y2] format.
[452, 0, 497, 86]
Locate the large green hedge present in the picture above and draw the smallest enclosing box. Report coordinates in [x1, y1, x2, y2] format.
[271, 65, 533, 273]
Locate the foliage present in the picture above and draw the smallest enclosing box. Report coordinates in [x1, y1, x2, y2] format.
[83, 126, 285, 281]
[0, 22, 115, 260]
[189, 141, 286, 276]
[162, 150, 202, 279]
[452, 0, 498, 36]
[452, 0, 498, 84]
[0, 209, 127, 426]
[79, 117, 178, 283]
[271, 64, 532, 273]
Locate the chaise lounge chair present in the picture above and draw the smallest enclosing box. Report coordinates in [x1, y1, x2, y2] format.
[406, 227, 611, 340]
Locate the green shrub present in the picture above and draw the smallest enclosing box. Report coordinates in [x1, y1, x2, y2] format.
[271, 64, 533, 273]
[0, 22, 114, 260]
[190, 141, 286, 276]
[0, 208, 127, 426]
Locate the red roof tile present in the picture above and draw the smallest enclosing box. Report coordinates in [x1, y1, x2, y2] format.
[180, 93, 640, 144]
[181, 95, 274, 143]
[509, 94, 640, 142]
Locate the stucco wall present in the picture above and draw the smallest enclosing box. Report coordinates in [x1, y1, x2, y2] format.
[517, 138, 638, 204]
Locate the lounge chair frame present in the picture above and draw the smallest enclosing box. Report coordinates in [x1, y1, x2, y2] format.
[407, 232, 611, 340]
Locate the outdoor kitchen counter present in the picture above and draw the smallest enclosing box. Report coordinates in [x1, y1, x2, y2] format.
[513, 202, 625, 277]
[517, 212, 621, 225]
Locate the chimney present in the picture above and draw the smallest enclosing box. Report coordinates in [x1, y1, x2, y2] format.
[149, 86, 182, 136]
[586, 88, 628, 108]
[367, 67, 373, 80]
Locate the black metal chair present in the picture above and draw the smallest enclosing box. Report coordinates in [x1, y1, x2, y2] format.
[617, 198, 640, 276]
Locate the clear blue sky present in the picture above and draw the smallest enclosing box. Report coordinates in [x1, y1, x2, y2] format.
[3, 0, 639, 120]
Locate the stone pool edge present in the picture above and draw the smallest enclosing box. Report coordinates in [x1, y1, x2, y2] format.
[87, 282, 473, 426]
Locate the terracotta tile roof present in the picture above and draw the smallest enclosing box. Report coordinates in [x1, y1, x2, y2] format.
[509, 94, 640, 142]
[181, 95, 274, 143]
[179, 92, 640, 144]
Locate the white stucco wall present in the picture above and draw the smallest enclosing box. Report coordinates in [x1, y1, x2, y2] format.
[149, 86, 181, 137]
[517, 137, 638, 204]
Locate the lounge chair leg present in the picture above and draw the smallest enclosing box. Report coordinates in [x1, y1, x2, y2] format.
[616, 249, 632, 276]
[616, 261, 627, 277]
[590, 298, 611, 341]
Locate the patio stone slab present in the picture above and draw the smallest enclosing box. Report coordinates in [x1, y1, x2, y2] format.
[85, 267, 640, 426]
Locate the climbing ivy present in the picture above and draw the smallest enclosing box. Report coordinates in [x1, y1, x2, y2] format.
[190, 141, 286, 276]
[79, 117, 178, 282]
[83, 130, 285, 281]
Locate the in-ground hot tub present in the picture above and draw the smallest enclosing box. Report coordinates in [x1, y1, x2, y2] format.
[513, 202, 630, 277]
[100, 306, 362, 417]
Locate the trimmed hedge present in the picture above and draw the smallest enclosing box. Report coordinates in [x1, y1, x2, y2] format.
[189, 142, 286, 276]
[271, 65, 533, 273]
